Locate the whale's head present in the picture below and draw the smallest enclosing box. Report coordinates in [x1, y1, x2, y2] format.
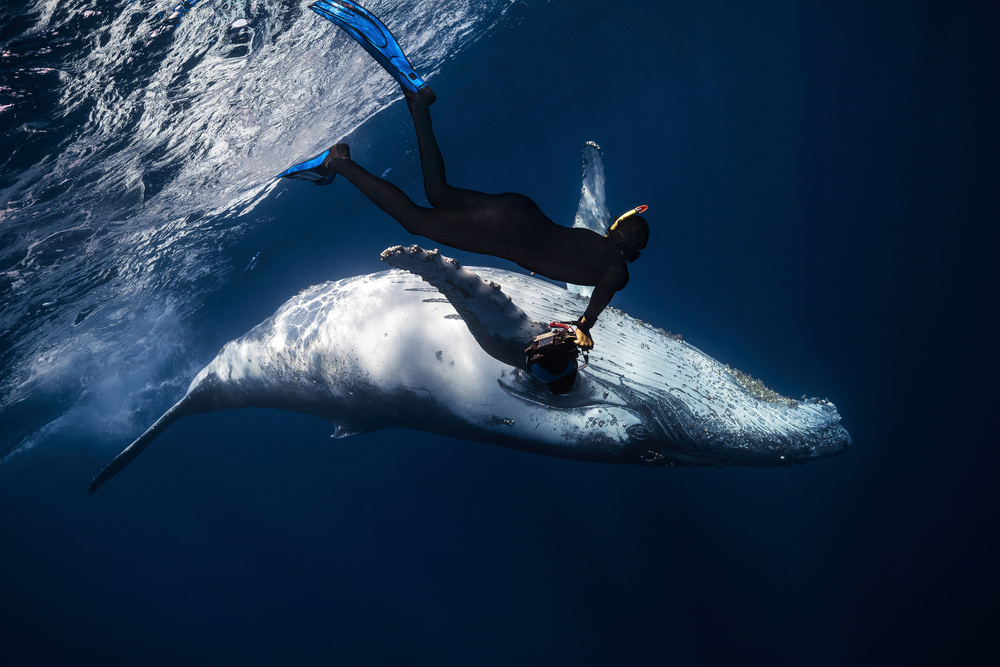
[618, 389, 852, 467]
[497, 356, 850, 468]
[558, 339, 852, 467]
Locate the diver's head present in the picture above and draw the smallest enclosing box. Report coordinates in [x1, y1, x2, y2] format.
[607, 207, 649, 262]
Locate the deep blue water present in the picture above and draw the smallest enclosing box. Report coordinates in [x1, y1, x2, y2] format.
[2, 0, 998, 665]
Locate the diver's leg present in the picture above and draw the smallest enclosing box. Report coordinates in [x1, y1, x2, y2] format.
[404, 87, 493, 208]
[324, 143, 543, 258]
[323, 143, 429, 233]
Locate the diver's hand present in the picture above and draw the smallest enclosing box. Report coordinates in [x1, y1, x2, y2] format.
[575, 327, 594, 350]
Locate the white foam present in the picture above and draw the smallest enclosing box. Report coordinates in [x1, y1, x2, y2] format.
[1, 0, 519, 458]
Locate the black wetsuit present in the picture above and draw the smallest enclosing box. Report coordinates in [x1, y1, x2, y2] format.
[325, 88, 630, 332]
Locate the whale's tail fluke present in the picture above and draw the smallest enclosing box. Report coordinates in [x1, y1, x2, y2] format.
[88, 397, 191, 495]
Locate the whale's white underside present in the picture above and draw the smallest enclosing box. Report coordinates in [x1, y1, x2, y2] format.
[195, 245, 850, 466]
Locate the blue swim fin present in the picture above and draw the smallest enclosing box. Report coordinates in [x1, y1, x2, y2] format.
[309, 0, 427, 93]
[276, 148, 336, 185]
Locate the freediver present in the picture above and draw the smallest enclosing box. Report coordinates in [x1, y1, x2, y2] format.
[309, 85, 649, 350]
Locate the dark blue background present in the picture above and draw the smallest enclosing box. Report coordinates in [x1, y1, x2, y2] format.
[2, 1, 997, 664]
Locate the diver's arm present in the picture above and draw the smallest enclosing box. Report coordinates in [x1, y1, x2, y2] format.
[576, 266, 629, 349]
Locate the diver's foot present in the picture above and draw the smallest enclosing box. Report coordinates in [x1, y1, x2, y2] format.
[319, 143, 352, 175]
[403, 85, 436, 114]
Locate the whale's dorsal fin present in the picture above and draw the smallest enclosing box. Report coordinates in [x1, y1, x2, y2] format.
[381, 245, 545, 368]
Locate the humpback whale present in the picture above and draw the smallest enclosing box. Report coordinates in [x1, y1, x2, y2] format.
[89, 244, 850, 494]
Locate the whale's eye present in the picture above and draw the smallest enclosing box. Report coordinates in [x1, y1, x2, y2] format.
[627, 424, 651, 440]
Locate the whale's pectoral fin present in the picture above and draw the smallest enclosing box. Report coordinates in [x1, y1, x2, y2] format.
[573, 141, 610, 236]
[381, 245, 545, 368]
[569, 141, 610, 298]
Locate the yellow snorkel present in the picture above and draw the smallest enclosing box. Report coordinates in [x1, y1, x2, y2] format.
[607, 205, 648, 234]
